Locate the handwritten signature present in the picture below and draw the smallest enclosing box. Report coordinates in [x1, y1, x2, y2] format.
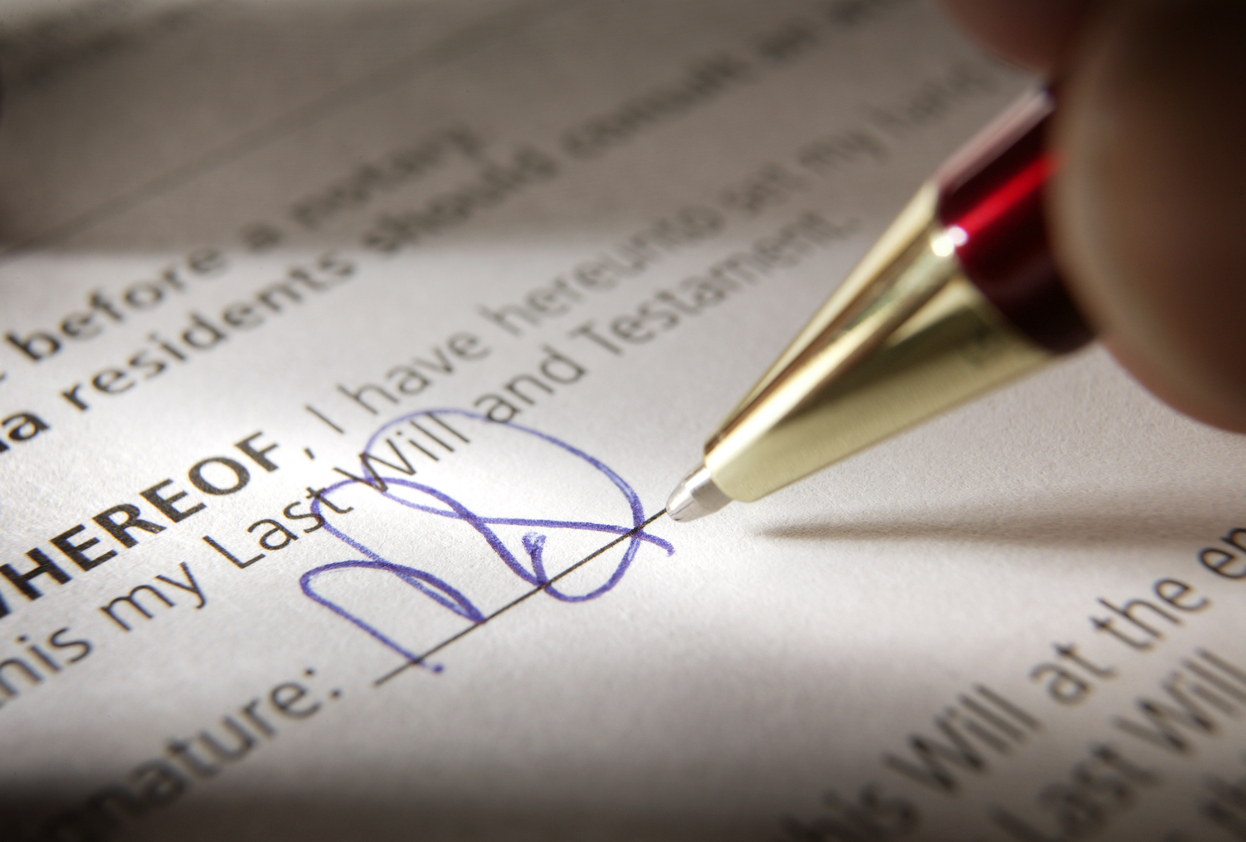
[299, 410, 672, 671]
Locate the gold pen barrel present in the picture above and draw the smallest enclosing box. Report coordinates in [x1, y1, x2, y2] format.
[702, 184, 1052, 503]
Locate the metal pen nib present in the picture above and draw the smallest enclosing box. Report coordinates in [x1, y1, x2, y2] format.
[666, 463, 731, 522]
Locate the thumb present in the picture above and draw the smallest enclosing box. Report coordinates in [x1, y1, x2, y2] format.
[1051, 0, 1246, 432]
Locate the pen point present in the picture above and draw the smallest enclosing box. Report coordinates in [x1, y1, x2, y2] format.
[666, 464, 731, 522]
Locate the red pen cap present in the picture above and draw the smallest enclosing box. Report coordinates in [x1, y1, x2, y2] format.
[935, 90, 1093, 354]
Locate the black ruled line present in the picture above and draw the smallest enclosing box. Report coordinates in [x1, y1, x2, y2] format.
[374, 508, 667, 685]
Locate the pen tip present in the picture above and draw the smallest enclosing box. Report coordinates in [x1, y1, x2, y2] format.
[666, 463, 731, 523]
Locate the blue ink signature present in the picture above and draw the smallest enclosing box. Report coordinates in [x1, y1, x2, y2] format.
[299, 410, 673, 670]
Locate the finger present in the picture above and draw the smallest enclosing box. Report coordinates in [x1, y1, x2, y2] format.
[939, 0, 1100, 72]
[1051, 0, 1246, 432]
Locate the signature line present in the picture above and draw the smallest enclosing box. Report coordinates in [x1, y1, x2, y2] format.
[374, 507, 667, 686]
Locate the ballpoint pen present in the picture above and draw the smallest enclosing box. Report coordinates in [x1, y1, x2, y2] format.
[667, 89, 1093, 522]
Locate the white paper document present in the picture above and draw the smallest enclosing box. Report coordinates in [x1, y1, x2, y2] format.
[2, 1, 1246, 840]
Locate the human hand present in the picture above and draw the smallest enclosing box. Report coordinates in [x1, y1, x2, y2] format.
[942, 0, 1246, 432]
